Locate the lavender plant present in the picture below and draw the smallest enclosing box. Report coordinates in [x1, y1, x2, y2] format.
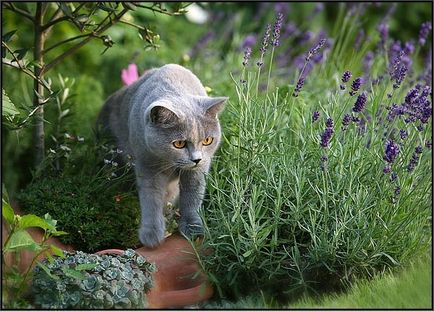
[194, 5, 432, 301]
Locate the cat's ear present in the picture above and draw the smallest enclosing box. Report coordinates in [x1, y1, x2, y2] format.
[202, 97, 228, 118]
[147, 103, 180, 127]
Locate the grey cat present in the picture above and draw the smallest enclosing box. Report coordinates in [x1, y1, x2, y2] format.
[97, 64, 227, 248]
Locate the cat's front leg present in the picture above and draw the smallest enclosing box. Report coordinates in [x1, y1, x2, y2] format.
[178, 168, 208, 237]
[135, 164, 168, 248]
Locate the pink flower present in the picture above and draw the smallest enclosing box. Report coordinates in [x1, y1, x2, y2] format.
[121, 63, 139, 86]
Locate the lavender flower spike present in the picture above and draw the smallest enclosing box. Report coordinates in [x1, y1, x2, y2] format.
[383, 140, 400, 163]
[242, 47, 252, 67]
[272, 12, 284, 47]
[312, 111, 320, 122]
[342, 114, 351, 130]
[419, 21, 432, 46]
[306, 38, 326, 62]
[292, 77, 305, 97]
[352, 92, 368, 113]
[349, 77, 363, 96]
[257, 24, 272, 67]
[340, 70, 352, 90]
[320, 127, 334, 148]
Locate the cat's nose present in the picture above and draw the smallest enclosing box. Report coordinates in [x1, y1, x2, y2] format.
[192, 158, 202, 165]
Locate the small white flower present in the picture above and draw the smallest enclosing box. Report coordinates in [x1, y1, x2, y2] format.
[111, 172, 117, 177]
[60, 145, 71, 152]
[104, 159, 111, 165]
[64, 133, 72, 139]
[112, 161, 118, 167]
[77, 136, 84, 142]
[49, 148, 56, 154]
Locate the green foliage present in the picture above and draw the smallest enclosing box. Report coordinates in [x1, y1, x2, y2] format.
[32, 249, 156, 309]
[2, 189, 67, 308]
[196, 7, 432, 301]
[18, 173, 140, 252]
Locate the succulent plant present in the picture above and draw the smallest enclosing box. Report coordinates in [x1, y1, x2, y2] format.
[32, 249, 156, 309]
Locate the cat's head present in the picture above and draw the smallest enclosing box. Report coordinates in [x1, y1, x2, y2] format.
[144, 96, 227, 170]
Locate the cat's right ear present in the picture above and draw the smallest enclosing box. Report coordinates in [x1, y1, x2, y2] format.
[147, 104, 180, 128]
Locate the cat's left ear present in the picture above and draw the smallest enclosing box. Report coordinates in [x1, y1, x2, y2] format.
[202, 97, 228, 118]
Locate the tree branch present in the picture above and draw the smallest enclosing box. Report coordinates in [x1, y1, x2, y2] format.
[42, 33, 94, 55]
[41, 15, 70, 31]
[2, 43, 51, 92]
[42, 8, 129, 74]
[3, 2, 35, 22]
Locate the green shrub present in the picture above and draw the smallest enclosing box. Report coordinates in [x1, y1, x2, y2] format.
[32, 249, 156, 309]
[18, 174, 140, 252]
[198, 9, 432, 301]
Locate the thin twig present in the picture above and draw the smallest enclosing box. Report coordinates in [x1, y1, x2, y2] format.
[2, 42, 51, 92]
[42, 33, 95, 55]
[118, 19, 145, 30]
[3, 2, 35, 22]
[134, 3, 186, 16]
[42, 8, 129, 74]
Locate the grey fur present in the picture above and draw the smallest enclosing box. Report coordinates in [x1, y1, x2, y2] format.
[97, 64, 227, 248]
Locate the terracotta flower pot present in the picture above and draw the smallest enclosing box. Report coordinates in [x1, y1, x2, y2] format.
[3, 205, 213, 308]
[96, 234, 213, 309]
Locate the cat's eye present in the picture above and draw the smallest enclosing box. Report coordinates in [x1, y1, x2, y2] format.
[173, 140, 186, 149]
[202, 137, 213, 146]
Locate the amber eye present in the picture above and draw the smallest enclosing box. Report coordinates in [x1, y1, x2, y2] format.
[173, 140, 186, 149]
[202, 137, 213, 146]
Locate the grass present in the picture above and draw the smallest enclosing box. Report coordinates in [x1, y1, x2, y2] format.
[203, 254, 432, 309]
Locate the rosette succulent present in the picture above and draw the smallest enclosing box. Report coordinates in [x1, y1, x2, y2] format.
[32, 249, 156, 309]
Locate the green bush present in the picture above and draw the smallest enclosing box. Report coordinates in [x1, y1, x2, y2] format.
[18, 174, 140, 252]
[198, 7, 432, 301]
[32, 249, 156, 309]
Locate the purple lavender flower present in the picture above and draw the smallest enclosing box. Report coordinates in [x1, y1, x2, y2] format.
[378, 22, 389, 47]
[415, 146, 423, 154]
[426, 140, 432, 149]
[404, 41, 415, 55]
[274, 2, 289, 15]
[306, 38, 326, 62]
[320, 127, 334, 148]
[342, 114, 351, 130]
[257, 24, 272, 67]
[394, 187, 401, 195]
[241, 34, 257, 50]
[312, 111, 320, 122]
[383, 140, 400, 163]
[383, 165, 391, 174]
[407, 153, 419, 172]
[320, 155, 328, 162]
[419, 21, 432, 46]
[349, 77, 363, 96]
[242, 47, 252, 67]
[342, 70, 352, 82]
[272, 12, 284, 46]
[393, 65, 407, 89]
[399, 129, 408, 140]
[352, 92, 368, 113]
[325, 117, 334, 128]
[292, 77, 305, 97]
[352, 115, 360, 123]
[340, 70, 352, 90]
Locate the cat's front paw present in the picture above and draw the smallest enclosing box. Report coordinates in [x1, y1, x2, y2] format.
[139, 225, 165, 248]
[178, 219, 204, 238]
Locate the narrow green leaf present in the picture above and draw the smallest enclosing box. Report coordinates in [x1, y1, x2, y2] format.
[2, 30, 17, 42]
[51, 230, 68, 237]
[14, 48, 27, 60]
[50, 245, 65, 258]
[62, 267, 86, 280]
[75, 263, 98, 271]
[2, 199, 14, 224]
[37, 262, 59, 280]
